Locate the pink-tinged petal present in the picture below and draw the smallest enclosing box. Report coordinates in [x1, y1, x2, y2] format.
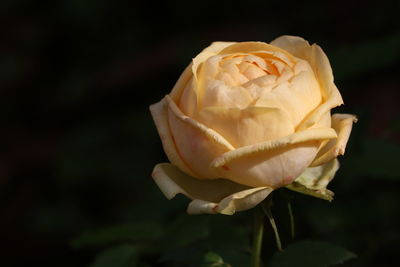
[271, 36, 344, 130]
[166, 95, 235, 178]
[311, 114, 357, 166]
[152, 163, 272, 215]
[149, 99, 194, 176]
[211, 128, 337, 188]
[286, 159, 340, 201]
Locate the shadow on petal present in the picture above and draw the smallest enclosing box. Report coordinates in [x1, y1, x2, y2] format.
[152, 163, 272, 215]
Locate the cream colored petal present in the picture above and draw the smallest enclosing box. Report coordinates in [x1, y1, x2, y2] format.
[166, 95, 234, 178]
[286, 159, 340, 201]
[211, 128, 338, 188]
[188, 187, 273, 215]
[169, 63, 194, 103]
[196, 106, 294, 147]
[218, 42, 296, 64]
[152, 163, 272, 215]
[192, 42, 237, 80]
[311, 114, 357, 166]
[178, 76, 198, 117]
[201, 79, 253, 109]
[271, 36, 344, 130]
[149, 99, 195, 176]
[255, 62, 322, 128]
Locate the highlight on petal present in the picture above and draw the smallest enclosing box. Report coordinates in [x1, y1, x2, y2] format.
[149, 99, 195, 176]
[271, 35, 344, 130]
[311, 114, 357, 167]
[212, 128, 337, 168]
[286, 159, 340, 201]
[166, 95, 235, 178]
[152, 163, 273, 215]
[196, 105, 294, 147]
[211, 128, 338, 188]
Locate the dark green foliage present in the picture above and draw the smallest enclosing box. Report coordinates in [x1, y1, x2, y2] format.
[270, 240, 356, 267]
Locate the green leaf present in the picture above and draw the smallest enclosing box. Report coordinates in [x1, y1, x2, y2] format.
[202, 251, 231, 267]
[70, 222, 163, 248]
[158, 215, 210, 251]
[89, 244, 138, 267]
[270, 240, 356, 267]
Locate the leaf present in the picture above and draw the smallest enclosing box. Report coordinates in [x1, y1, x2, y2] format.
[70, 222, 163, 249]
[270, 240, 356, 267]
[89, 244, 138, 267]
[202, 251, 231, 267]
[158, 215, 210, 251]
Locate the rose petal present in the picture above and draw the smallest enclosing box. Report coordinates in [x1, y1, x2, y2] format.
[255, 62, 322, 128]
[271, 36, 344, 130]
[192, 42, 237, 86]
[169, 63, 194, 103]
[211, 128, 338, 188]
[152, 163, 272, 215]
[196, 106, 294, 147]
[149, 98, 195, 176]
[311, 114, 357, 166]
[188, 187, 273, 215]
[218, 42, 296, 65]
[286, 159, 340, 201]
[166, 95, 235, 178]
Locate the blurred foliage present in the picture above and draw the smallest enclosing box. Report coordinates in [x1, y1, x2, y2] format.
[270, 240, 356, 267]
[1, 0, 399, 266]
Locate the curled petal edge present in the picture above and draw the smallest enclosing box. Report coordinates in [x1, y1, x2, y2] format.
[311, 114, 357, 167]
[149, 99, 195, 176]
[152, 163, 272, 215]
[271, 35, 344, 130]
[286, 159, 340, 201]
[211, 127, 337, 168]
[166, 95, 235, 151]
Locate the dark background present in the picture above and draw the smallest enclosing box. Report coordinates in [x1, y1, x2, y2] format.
[1, 1, 400, 266]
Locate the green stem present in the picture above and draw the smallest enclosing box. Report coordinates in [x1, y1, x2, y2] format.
[251, 206, 265, 267]
[287, 200, 295, 239]
[262, 197, 283, 252]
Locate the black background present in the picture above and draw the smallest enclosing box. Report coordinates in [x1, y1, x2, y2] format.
[1, 0, 400, 266]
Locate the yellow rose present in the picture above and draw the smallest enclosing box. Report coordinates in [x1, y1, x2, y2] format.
[150, 36, 356, 215]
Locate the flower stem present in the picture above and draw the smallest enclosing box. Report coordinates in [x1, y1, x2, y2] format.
[262, 196, 283, 252]
[287, 200, 295, 239]
[251, 205, 265, 267]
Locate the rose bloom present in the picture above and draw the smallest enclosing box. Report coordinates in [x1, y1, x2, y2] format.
[150, 36, 356, 215]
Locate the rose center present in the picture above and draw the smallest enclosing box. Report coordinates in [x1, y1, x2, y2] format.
[215, 53, 293, 88]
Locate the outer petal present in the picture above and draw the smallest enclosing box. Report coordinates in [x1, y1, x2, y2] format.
[149, 99, 195, 176]
[169, 63, 194, 103]
[311, 114, 357, 166]
[271, 36, 344, 130]
[152, 163, 273, 215]
[166, 95, 235, 178]
[211, 128, 338, 188]
[286, 159, 340, 201]
[196, 105, 294, 147]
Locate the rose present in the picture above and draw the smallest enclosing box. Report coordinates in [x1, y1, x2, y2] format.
[150, 36, 356, 215]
